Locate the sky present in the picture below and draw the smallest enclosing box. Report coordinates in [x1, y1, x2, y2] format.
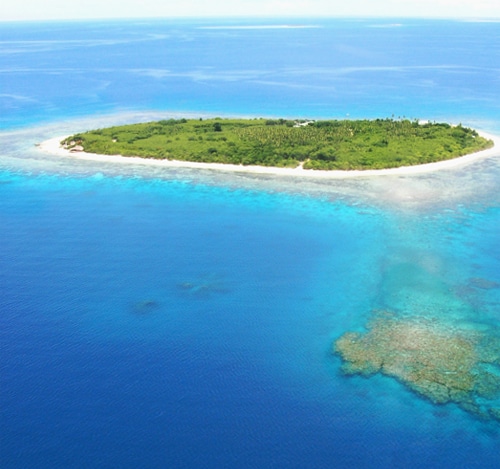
[1, 0, 499, 22]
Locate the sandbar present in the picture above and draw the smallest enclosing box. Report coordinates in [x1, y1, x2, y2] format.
[38, 130, 500, 179]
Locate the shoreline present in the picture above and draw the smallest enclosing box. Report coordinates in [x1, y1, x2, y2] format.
[37, 130, 500, 179]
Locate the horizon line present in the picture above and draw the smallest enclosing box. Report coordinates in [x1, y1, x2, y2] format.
[1, 14, 500, 24]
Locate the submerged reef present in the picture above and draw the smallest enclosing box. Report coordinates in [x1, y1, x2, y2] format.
[131, 299, 160, 315]
[177, 273, 230, 298]
[334, 312, 500, 422]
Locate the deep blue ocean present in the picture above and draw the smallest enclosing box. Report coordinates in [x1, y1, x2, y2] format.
[1, 18, 500, 468]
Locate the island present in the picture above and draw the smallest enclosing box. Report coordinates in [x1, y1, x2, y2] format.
[60, 118, 493, 171]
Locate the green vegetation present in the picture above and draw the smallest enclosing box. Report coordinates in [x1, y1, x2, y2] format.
[334, 311, 500, 423]
[62, 118, 493, 170]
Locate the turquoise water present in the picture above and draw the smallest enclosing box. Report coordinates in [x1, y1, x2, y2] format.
[1, 18, 499, 468]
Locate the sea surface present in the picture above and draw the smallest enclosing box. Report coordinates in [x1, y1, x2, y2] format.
[1, 18, 500, 468]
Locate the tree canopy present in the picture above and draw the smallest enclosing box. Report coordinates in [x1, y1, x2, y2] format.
[62, 118, 493, 170]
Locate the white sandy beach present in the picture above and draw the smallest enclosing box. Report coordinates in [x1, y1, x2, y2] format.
[38, 130, 500, 179]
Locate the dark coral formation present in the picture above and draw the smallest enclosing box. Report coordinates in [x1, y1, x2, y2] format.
[177, 273, 230, 298]
[132, 299, 160, 315]
[334, 312, 500, 422]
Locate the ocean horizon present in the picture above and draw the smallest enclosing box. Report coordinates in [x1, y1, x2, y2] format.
[1, 18, 499, 468]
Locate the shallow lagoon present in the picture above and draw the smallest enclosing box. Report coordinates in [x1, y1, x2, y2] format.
[1, 18, 500, 468]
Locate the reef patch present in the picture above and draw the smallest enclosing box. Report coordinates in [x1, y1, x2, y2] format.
[334, 311, 500, 422]
[132, 299, 160, 315]
[176, 273, 230, 298]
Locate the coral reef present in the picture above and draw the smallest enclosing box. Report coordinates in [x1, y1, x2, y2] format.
[334, 312, 500, 422]
[132, 299, 160, 315]
[177, 273, 230, 298]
